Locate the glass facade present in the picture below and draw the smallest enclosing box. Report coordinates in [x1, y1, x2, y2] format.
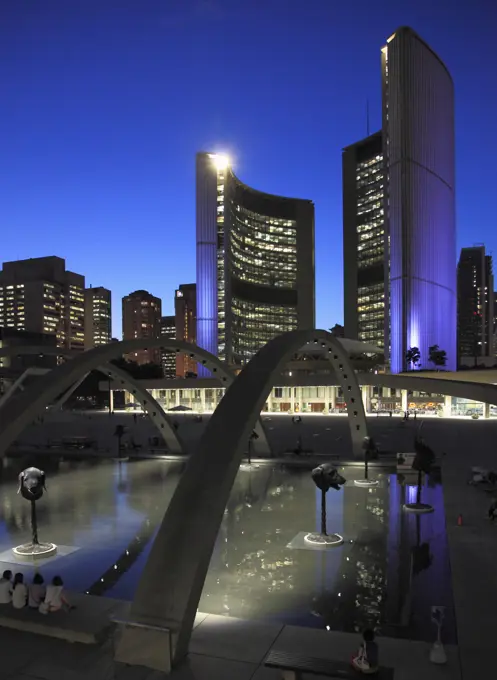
[67, 282, 85, 351]
[84, 287, 111, 349]
[356, 152, 385, 349]
[230, 205, 297, 288]
[216, 168, 226, 360]
[343, 132, 386, 354]
[457, 247, 494, 360]
[160, 315, 176, 378]
[197, 152, 314, 370]
[228, 201, 298, 365]
[0, 284, 25, 331]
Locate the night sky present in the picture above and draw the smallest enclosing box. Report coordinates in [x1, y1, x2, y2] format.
[1, 0, 496, 338]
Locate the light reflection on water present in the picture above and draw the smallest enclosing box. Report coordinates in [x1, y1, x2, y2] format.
[0, 456, 456, 642]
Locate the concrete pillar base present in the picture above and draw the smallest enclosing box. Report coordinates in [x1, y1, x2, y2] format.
[443, 395, 452, 418]
[114, 621, 174, 674]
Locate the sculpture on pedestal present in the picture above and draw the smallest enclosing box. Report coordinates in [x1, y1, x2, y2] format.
[247, 430, 258, 465]
[305, 464, 346, 546]
[240, 430, 259, 470]
[13, 467, 57, 560]
[354, 436, 379, 487]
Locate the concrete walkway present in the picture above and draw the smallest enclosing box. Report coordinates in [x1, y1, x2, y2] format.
[0, 608, 459, 680]
[434, 420, 497, 680]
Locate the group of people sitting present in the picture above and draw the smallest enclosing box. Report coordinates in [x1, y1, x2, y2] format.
[0, 570, 72, 614]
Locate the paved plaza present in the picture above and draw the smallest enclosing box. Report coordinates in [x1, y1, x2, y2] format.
[0, 609, 460, 680]
[0, 413, 496, 679]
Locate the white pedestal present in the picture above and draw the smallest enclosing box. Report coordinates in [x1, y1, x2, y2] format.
[429, 641, 447, 664]
[12, 542, 57, 561]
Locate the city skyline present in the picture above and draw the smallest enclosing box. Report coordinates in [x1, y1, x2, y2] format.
[1, 1, 496, 340]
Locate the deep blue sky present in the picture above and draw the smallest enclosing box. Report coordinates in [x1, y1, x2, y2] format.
[1, 0, 496, 338]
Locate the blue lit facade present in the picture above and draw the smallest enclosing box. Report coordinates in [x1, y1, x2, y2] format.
[196, 153, 219, 368]
[196, 152, 315, 372]
[382, 27, 456, 372]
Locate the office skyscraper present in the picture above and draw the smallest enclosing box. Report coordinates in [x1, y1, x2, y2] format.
[160, 315, 176, 378]
[196, 152, 315, 370]
[84, 286, 111, 349]
[175, 283, 196, 377]
[457, 247, 494, 360]
[343, 27, 456, 372]
[382, 27, 456, 372]
[343, 132, 386, 350]
[494, 292, 497, 357]
[0, 256, 85, 351]
[122, 290, 162, 365]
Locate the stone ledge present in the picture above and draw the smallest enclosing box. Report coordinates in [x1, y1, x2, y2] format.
[0, 593, 126, 644]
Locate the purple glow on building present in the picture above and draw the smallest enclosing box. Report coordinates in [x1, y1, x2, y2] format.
[196, 153, 219, 376]
[383, 28, 456, 372]
[406, 485, 418, 505]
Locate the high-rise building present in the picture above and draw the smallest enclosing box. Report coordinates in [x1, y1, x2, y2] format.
[84, 286, 111, 349]
[342, 132, 386, 350]
[0, 328, 58, 395]
[196, 152, 315, 370]
[160, 315, 176, 378]
[493, 292, 497, 357]
[122, 290, 162, 365]
[382, 27, 456, 372]
[0, 256, 85, 351]
[457, 246, 494, 360]
[175, 283, 196, 377]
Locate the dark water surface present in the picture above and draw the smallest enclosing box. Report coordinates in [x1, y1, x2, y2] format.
[0, 456, 456, 643]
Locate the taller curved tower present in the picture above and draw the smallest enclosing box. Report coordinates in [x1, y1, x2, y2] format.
[382, 27, 456, 372]
[196, 153, 314, 369]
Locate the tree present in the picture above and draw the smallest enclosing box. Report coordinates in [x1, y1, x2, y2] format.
[405, 347, 421, 370]
[329, 323, 345, 338]
[110, 357, 163, 379]
[428, 345, 447, 369]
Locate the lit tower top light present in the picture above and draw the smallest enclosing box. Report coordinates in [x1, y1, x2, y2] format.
[208, 153, 230, 171]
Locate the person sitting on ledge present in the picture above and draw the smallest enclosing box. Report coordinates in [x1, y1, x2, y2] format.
[12, 573, 27, 609]
[28, 573, 46, 610]
[351, 628, 379, 674]
[0, 570, 13, 604]
[41, 575, 73, 613]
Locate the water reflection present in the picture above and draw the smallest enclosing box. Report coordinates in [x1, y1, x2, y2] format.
[0, 458, 456, 643]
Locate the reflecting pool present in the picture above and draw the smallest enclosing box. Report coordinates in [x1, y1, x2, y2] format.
[0, 456, 456, 643]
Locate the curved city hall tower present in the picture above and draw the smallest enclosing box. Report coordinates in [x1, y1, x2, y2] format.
[196, 153, 314, 371]
[382, 27, 456, 372]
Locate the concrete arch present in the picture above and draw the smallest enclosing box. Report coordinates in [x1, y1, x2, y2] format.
[0, 340, 271, 457]
[358, 372, 497, 405]
[97, 363, 186, 454]
[0, 345, 184, 455]
[116, 329, 368, 670]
